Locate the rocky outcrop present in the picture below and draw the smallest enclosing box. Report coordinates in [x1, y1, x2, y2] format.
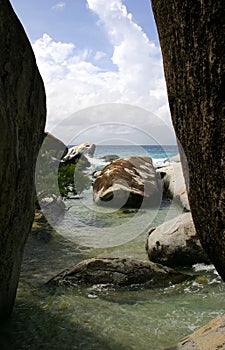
[0, 1, 46, 320]
[62, 142, 95, 163]
[47, 257, 191, 287]
[159, 163, 190, 211]
[166, 313, 225, 350]
[93, 156, 162, 208]
[151, 0, 225, 280]
[146, 213, 210, 267]
[60, 142, 95, 170]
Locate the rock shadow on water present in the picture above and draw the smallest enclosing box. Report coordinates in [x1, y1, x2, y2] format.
[0, 297, 128, 350]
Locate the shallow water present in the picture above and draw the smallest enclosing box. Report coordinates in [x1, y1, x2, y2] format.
[1, 146, 224, 349]
[0, 199, 224, 350]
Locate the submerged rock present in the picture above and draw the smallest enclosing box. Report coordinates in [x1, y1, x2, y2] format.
[146, 213, 210, 267]
[166, 313, 225, 350]
[93, 156, 162, 208]
[47, 257, 190, 287]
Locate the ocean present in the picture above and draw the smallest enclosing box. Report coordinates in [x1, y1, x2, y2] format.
[1, 144, 224, 350]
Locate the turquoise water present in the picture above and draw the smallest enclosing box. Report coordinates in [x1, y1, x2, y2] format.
[94, 144, 178, 160]
[0, 145, 224, 350]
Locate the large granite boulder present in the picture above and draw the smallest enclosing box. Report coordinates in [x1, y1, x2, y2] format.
[151, 0, 225, 280]
[159, 162, 190, 211]
[0, 1, 46, 320]
[47, 257, 190, 287]
[146, 213, 210, 267]
[93, 156, 162, 208]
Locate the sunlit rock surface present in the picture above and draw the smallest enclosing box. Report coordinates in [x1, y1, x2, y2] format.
[166, 313, 225, 350]
[93, 156, 162, 208]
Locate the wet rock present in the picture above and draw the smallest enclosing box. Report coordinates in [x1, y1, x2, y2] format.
[93, 156, 162, 208]
[0, 0, 46, 320]
[159, 162, 190, 211]
[166, 313, 225, 350]
[47, 257, 190, 287]
[146, 213, 210, 267]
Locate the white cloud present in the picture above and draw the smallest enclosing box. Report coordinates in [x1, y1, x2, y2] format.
[32, 0, 171, 144]
[52, 2, 66, 11]
[94, 51, 107, 61]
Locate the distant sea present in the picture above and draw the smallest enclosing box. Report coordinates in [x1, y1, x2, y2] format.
[68, 144, 179, 170]
[94, 144, 178, 170]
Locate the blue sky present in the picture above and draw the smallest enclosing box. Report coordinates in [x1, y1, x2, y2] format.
[10, 0, 175, 145]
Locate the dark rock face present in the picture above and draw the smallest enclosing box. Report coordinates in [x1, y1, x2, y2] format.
[0, 1, 46, 320]
[93, 156, 162, 208]
[151, 1, 225, 279]
[146, 213, 210, 267]
[47, 258, 190, 287]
